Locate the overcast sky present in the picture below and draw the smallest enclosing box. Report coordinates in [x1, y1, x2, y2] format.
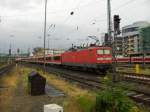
[0, 0, 149, 54]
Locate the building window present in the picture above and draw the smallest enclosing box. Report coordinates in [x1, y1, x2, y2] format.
[122, 27, 138, 33]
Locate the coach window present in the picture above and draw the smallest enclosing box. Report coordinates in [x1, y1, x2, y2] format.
[54, 56, 60, 60]
[46, 57, 51, 60]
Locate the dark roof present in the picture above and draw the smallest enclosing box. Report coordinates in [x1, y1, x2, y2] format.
[28, 71, 45, 80]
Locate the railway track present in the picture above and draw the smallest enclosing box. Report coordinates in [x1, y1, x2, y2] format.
[118, 72, 150, 86]
[0, 64, 14, 76]
[22, 63, 150, 106]
[45, 67, 150, 106]
[128, 91, 150, 106]
[50, 70, 150, 106]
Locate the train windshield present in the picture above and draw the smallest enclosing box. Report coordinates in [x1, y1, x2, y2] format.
[97, 49, 110, 55]
[104, 50, 110, 54]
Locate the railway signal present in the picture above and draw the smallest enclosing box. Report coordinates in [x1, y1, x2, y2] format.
[112, 15, 121, 82]
[113, 15, 121, 34]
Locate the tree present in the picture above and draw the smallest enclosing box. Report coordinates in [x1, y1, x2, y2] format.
[33, 47, 44, 55]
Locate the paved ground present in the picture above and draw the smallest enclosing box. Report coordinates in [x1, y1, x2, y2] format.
[0, 67, 64, 112]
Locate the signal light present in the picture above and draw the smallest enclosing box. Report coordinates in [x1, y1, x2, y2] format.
[114, 15, 121, 34]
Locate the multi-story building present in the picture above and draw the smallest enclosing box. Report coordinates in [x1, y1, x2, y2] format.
[122, 21, 150, 56]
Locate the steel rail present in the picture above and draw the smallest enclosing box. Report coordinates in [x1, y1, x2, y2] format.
[0, 64, 14, 76]
[22, 63, 150, 106]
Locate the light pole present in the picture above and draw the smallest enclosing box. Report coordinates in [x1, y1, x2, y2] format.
[9, 35, 14, 64]
[43, 0, 48, 73]
[107, 0, 112, 45]
[47, 34, 51, 50]
[107, 0, 117, 82]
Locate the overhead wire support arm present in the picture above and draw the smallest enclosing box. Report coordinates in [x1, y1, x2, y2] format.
[88, 36, 100, 45]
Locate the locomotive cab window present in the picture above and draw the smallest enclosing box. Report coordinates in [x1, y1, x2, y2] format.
[97, 49, 110, 54]
[97, 50, 103, 54]
[104, 50, 110, 54]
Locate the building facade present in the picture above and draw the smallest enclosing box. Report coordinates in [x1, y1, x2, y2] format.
[140, 26, 150, 54]
[122, 21, 150, 56]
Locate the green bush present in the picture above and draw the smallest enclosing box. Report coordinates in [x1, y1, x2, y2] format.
[77, 94, 95, 112]
[95, 82, 134, 112]
[76, 78, 142, 112]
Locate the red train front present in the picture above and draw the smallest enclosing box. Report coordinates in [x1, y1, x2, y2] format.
[61, 46, 112, 73]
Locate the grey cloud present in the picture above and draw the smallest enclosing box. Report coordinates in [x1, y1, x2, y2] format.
[0, 0, 43, 11]
[0, 0, 149, 54]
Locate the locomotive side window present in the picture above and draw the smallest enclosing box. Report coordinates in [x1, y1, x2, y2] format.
[97, 49, 110, 54]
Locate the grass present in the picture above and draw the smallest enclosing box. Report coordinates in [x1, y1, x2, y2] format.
[77, 94, 95, 112]
[0, 67, 20, 111]
[0, 62, 7, 68]
[139, 68, 150, 75]
[22, 66, 96, 112]
[21, 66, 150, 112]
[116, 66, 150, 75]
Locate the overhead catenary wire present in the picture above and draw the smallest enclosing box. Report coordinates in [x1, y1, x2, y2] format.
[0, 0, 101, 18]
[0, 0, 147, 45]
[0, 0, 144, 25]
[112, 0, 140, 11]
[92, 0, 143, 22]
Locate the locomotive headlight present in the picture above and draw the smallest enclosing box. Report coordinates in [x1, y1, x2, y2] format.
[104, 58, 112, 60]
[97, 58, 112, 60]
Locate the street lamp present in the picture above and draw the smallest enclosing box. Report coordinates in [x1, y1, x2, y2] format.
[8, 35, 14, 64]
[43, 0, 48, 73]
[47, 34, 51, 50]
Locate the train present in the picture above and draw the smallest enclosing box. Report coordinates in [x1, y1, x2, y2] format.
[116, 56, 150, 64]
[19, 46, 112, 73]
[17, 45, 150, 74]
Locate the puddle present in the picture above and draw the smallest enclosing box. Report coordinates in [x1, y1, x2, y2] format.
[45, 84, 65, 97]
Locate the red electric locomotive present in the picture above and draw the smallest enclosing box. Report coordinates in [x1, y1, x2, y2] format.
[61, 46, 112, 72]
